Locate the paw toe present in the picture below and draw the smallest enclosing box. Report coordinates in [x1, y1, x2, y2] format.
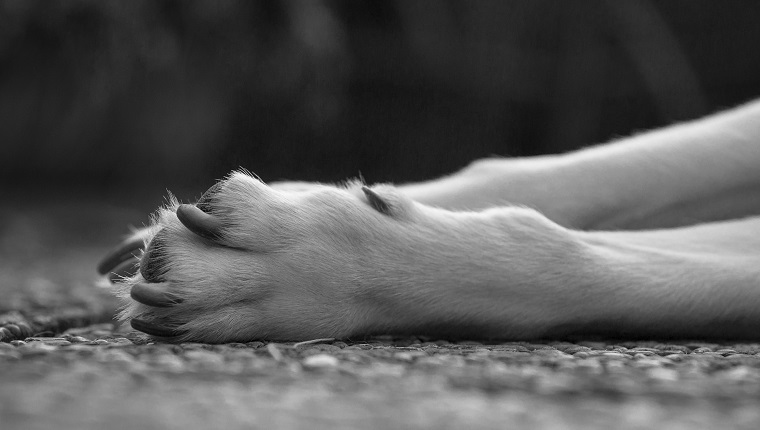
[130, 318, 186, 338]
[176, 204, 224, 240]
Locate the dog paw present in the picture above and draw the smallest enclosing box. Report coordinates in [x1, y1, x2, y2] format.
[97, 181, 334, 284]
[115, 172, 421, 342]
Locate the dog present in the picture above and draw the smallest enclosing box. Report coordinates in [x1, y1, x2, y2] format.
[98, 99, 760, 343]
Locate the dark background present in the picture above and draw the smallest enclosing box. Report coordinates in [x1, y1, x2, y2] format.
[2, 0, 760, 211]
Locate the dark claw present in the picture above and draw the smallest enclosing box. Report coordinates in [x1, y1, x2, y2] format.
[131, 282, 183, 307]
[108, 259, 140, 283]
[130, 318, 185, 338]
[176, 204, 223, 240]
[361, 186, 390, 214]
[97, 237, 145, 275]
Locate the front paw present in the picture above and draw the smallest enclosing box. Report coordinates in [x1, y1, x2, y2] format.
[117, 172, 417, 343]
[98, 181, 329, 281]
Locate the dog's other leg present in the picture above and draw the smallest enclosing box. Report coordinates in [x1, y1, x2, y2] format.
[569, 216, 760, 339]
[402, 99, 760, 229]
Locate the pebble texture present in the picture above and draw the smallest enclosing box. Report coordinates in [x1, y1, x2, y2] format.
[2, 203, 760, 429]
[3, 329, 760, 430]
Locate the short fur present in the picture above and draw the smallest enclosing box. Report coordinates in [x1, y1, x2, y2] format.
[109, 99, 760, 343]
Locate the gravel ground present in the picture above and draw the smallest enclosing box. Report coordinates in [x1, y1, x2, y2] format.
[2, 201, 760, 429]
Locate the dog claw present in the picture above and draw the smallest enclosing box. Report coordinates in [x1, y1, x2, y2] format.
[176, 204, 223, 239]
[108, 260, 139, 283]
[130, 318, 184, 337]
[97, 237, 145, 275]
[131, 282, 183, 307]
[362, 186, 390, 214]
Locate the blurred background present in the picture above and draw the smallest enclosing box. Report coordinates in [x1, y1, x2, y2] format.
[0, 0, 760, 342]
[1, 0, 760, 210]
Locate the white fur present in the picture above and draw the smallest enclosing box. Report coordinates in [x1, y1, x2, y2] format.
[117, 100, 760, 342]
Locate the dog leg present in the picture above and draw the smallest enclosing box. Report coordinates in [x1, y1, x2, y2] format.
[403, 99, 760, 229]
[567, 217, 760, 338]
[117, 173, 760, 342]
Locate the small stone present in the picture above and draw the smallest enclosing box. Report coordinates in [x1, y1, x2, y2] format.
[630, 347, 658, 353]
[18, 342, 58, 354]
[32, 331, 55, 338]
[576, 341, 607, 350]
[629, 349, 656, 356]
[721, 366, 756, 380]
[97, 349, 134, 364]
[310, 344, 341, 353]
[184, 349, 225, 369]
[0, 327, 13, 341]
[573, 351, 590, 359]
[90, 331, 113, 338]
[656, 350, 684, 356]
[350, 344, 373, 350]
[108, 338, 134, 346]
[635, 358, 664, 368]
[302, 354, 339, 368]
[493, 345, 530, 353]
[608, 345, 630, 351]
[66, 344, 95, 352]
[393, 338, 419, 347]
[653, 344, 690, 353]
[727, 353, 755, 359]
[416, 356, 446, 366]
[646, 367, 679, 381]
[153, 353, 186, 372]
[25, 337, 66, 342]
[180, 342, 208, 350]
[601, 352, 627, 358]
[559, 346, 591, 354]
[395, 352, 415, 362]
[45, 340, 72, 346]
[533, 349, 571, 358]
